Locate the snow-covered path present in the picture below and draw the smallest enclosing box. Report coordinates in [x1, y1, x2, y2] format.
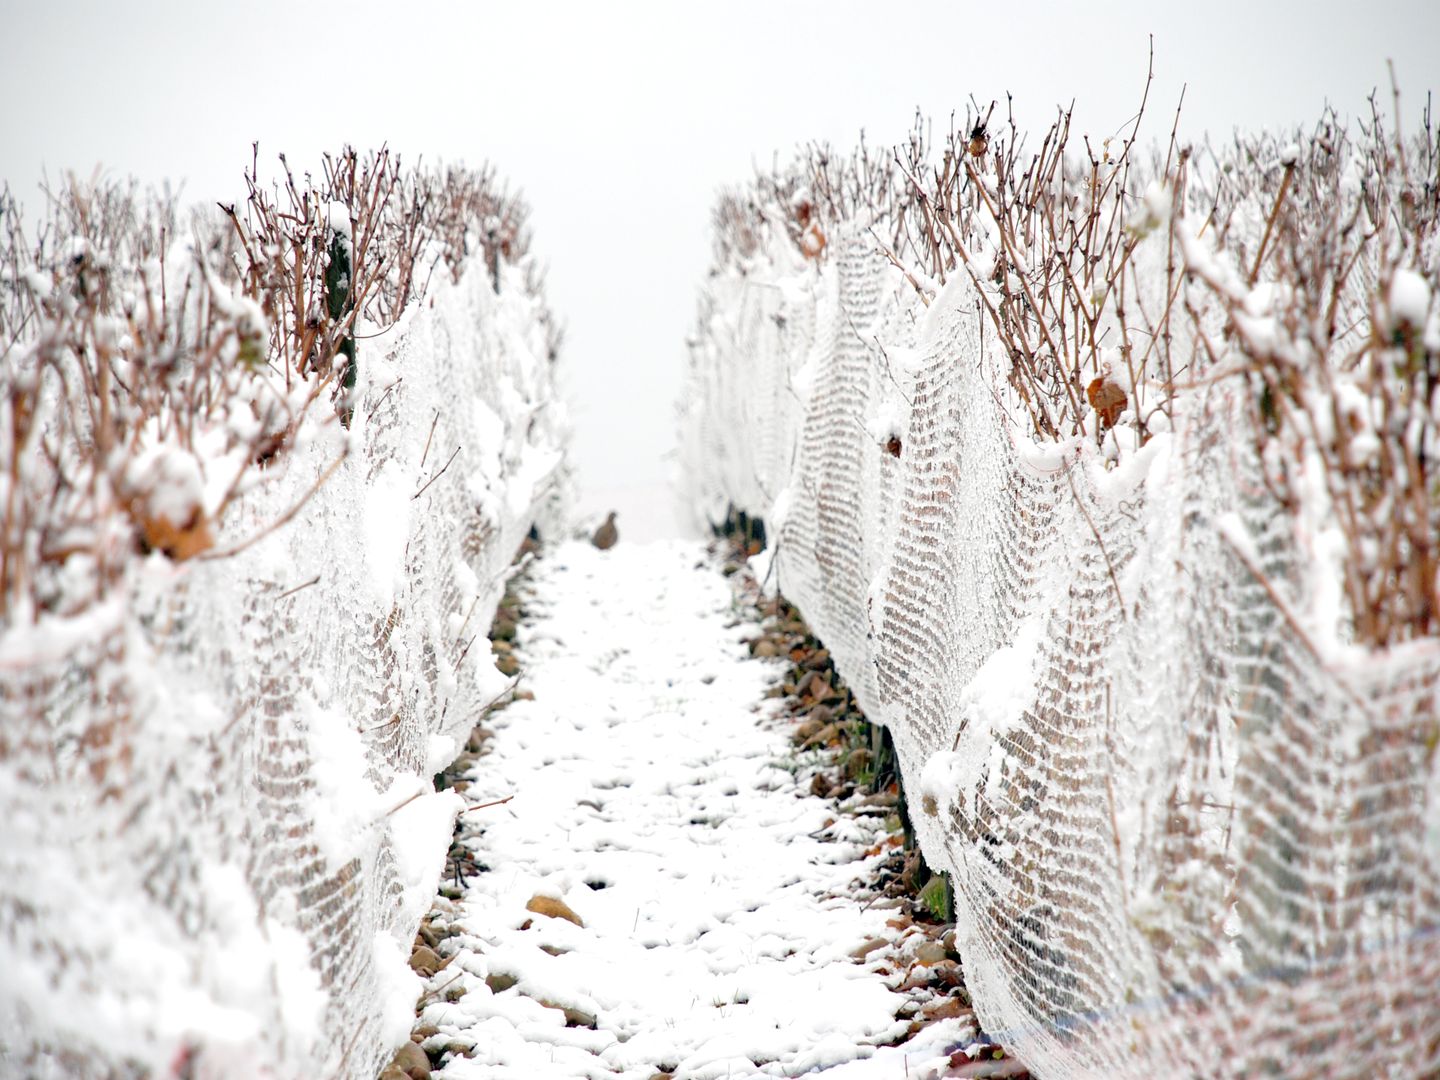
[412, 540, 970, 1079]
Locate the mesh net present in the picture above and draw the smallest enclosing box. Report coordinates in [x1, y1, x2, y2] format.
[680, 227, 1440, 1078]
[1, 257, 567, 1078]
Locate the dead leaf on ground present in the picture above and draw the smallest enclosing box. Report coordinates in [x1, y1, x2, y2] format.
[923, 996, 973, 1022]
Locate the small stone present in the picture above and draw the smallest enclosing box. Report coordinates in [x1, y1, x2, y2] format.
[752, 639, 780, 658]
[409, 945, 443, 976]
[913, 940, 947, 966]
[526, 893, 584, 927]
[485, 971, 517, 993]
[537, 998, 598, 1027]
[513, 688, 535, 701]
[491, 639, 513, 655]
[391, 1039, 430, 1080]
[495, 654, 520, 677]
[379, 1068, 409, 1080]
[562, 1006, 597, 1028]
[412, 1024, 440, 1041]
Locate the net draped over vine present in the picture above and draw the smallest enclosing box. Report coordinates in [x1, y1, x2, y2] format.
[1, 252, 567, 1077]
[680, 224, 1440, 1078]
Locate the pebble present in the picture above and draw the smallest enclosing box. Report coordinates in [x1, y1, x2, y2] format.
[525, 893, 584, 927]
[913, 940, 948, 966]
[408, 945, 443, 976]
[390, 1039, 430, 1080]
[485, 971, 518, 993]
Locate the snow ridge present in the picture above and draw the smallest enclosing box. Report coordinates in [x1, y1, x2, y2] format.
[1, 254, 568, 1078]
[681, 224, 1440, 1079]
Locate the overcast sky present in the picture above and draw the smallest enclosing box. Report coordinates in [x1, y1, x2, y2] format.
[3, 0, 1437, 538]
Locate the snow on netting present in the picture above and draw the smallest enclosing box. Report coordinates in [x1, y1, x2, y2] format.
[680, 220, 1440, 1077]
[1, 239, 567, 1075]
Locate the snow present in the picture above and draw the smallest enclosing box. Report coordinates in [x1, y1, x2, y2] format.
[306, 694, 398, 866]
[376, 930, 427, 1048]
[0, 596, 125, 667]
[747, 545, 778, 597]
[391, 789, 466, 922]
[948, 620, 1044, 816]
[361, 458, 414, 604]
[325, 199, 354, 239]
[767, 485, 794, 539]
[420, 540, 973, 1078]
[1388, 268, 1431, 329]
[792, 357, 819, 403]
[125, 441, 205, 524]
[1215, 511, 1259, 571]
[1141, 179, 1172, 225]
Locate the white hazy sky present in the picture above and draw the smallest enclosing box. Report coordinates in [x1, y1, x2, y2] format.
[3, 0, 1437, 539]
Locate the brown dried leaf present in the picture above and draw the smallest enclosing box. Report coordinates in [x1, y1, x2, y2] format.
[137, 509, 215, 561]
[1086, 376, 1128, 430]
[799, 221, 827, 260]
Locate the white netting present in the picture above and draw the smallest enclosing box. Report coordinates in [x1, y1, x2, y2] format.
[680, 224, 1440, 1078]
[1, 253, 567, 1077]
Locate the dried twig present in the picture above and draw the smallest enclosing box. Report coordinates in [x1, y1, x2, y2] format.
[461, 794, 515, 814]
[276, 575, 321, 600]
[413, 444, 461, 501]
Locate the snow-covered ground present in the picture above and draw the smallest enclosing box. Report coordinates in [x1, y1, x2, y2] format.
[410, 540, 974, 1079]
